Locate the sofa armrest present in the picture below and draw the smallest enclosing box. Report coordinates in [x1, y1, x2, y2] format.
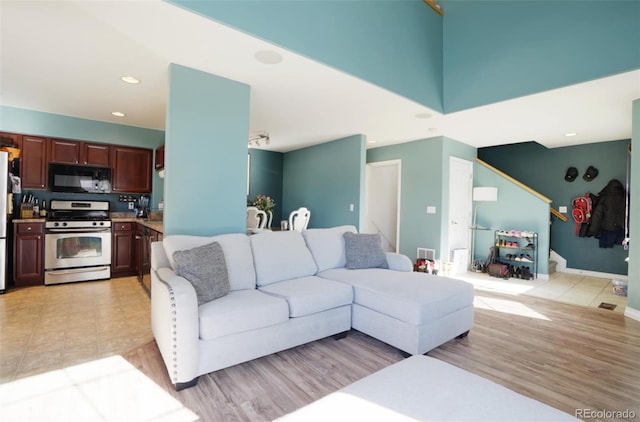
[151, 243, 200, 385]
[385, 252, 413, 272]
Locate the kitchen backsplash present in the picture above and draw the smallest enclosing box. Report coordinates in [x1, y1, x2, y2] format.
[13, 191, 152, 218]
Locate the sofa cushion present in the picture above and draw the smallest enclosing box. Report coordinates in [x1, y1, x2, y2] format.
[173, 241, 230, 306]
[343, 232, 388, 269]
[318, 268, 474, 325]
[259, 276, 354, 318]
[198, 290, 289, 340]
[302, 225, 357, 272]
[250, 230, 318, 287]
[163, 234, 256, 291]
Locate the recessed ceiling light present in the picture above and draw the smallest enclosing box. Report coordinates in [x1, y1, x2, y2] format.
[564, 132, 577, 137]
[415, 112, 432, 119]
[367, 140, 377, 144]
[120, 76, 140, 84]
[111, 111, 126, 117]
[254, 50, 283, 64]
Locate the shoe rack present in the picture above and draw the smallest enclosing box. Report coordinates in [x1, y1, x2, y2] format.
[495, 230, 538, 279]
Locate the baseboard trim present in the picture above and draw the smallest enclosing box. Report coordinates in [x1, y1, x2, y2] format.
[624, 306, 640, 321]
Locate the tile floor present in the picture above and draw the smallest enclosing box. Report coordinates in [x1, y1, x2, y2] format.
[455, 271, 628, 314]
[0, 277, 152, 384]
[0, 271, 628, 385]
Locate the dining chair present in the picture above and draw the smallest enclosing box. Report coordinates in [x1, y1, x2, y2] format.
[288, 207, 311, 232]
[247, 206, 267, 231]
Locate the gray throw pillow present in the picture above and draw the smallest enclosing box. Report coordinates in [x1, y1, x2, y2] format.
[173, 241, 230, 306]
[343, 232, 388, 270]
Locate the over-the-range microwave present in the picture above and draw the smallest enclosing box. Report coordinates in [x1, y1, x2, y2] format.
[49, 163, 112, 194]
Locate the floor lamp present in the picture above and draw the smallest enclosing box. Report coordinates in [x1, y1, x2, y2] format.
[470, 187, 498, 270]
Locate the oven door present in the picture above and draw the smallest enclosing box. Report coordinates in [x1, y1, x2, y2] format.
[45, 228, 112, 270]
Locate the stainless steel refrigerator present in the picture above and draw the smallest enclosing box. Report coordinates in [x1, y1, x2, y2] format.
[0, 151, 7, 293]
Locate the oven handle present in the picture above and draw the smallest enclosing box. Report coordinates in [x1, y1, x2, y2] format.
[46, 228, 111, 233]
[46, 266, 110, 275]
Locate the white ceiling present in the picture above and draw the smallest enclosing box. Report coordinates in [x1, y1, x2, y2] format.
[1, 0, 639, 152]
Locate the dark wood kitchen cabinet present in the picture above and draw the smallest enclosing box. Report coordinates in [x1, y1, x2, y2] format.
[50, 138, 81, 164]
[111, 146, 152, 193]
[136, 224, 160, 292]
[0, 132, 22, 147]
[20, 135, 49, 189]
[111, 222, 136, 277]
[154, 145, 165, 170]
[82, 142, 111, 166]
[14, 222, 44, 286]
[50, 139, 111, 167]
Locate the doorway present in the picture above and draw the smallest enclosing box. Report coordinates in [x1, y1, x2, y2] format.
[365, 160, 401, 252]
[447, 157, 473, 269]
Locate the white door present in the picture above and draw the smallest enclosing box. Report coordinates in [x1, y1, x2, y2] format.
[447, 157, 473, 270]
[365, 160, 401, 252]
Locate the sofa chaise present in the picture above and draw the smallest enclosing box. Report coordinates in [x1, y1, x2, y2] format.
[150, 225, 474, 390]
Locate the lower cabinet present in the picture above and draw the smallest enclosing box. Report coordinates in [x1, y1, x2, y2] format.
[111, 221, 162, 291]
[14, 222, 44, 286]
[112, 222, 136, 277]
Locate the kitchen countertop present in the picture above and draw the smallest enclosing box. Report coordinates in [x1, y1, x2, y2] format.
[13, 218, 46, 223]
[111, 216, 163, 233]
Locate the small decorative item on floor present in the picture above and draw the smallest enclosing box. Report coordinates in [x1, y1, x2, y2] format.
[414, 259, 439, 275]
[472, 259, 485, 272]
[612, 279, 628, 296]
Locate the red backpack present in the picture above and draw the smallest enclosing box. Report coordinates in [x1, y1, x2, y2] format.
[572, 193, 592, 235]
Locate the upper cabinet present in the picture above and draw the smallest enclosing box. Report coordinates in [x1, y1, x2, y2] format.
[111, 146, 152, 193]
[0, 132, 22, 147]
[50, 139, 111, 167]
[154, 145, 165, 170]
[21, 135, 49, 189]
[15, 132, 153, 193]
[50, 138, 80, 164]
[82, 142, 111, 167]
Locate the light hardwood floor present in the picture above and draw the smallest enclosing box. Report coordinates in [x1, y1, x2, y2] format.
[1, 275, 638, 421]
[123, 290, 640, 421]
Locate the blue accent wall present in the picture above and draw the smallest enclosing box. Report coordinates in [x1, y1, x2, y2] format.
[442, 0, 640, 112]
[628, 99, 640, 312]
[0, 105, 165, 212]
[248, 149, 284, 223]
[169, 0, 444, 112]
[283, 134, 364, 229]
[473, 162, 550, 276]
[478, 140, 630, 276]
[164, 64, 250, 236]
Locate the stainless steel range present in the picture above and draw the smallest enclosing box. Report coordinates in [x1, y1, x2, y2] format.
[44, 200, 112, 285]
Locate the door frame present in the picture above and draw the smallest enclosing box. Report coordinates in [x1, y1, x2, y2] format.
[365, 159, 402, 253]
[447, 157, 473, 266]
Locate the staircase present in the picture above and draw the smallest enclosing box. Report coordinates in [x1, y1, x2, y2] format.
[548, 260, 557, 274]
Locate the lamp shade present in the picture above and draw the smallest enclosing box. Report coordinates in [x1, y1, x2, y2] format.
[473, 187, 498, 202]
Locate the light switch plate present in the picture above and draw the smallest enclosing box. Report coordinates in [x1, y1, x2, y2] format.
[427, 206, 436, 214]
[559, 206, 567, 213]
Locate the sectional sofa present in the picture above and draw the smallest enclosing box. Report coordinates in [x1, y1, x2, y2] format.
[150, 225, 474, 390]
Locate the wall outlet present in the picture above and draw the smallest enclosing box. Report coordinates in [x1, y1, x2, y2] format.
[559, 206, 567, 213]
[128, 202, 135, 210]
[349, 203, 354, 212]
[426, 206, 436, 214]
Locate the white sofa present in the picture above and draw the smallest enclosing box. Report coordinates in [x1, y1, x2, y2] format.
[151, 225, 474, 390]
